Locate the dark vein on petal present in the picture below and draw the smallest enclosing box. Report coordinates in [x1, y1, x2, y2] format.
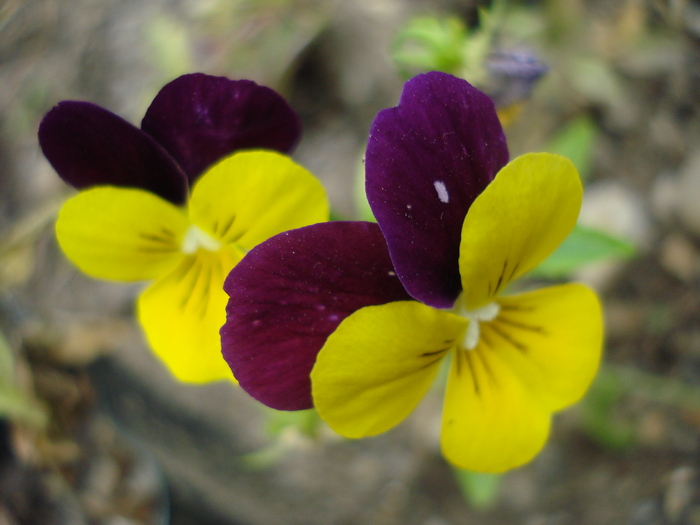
[421, 347, 451, 357]
[506, 259, 520, 283]
[499, 303, 535, 312]
[464, 350, 479, 395]
[474, 348, 498, 390]
[488, 322, 528, 353]
[159, 227, 177, 239]
[193, 261, 213, 320]
[139, 232, 176, 244]
[496, 316, 547, 334]
[219, 215, 236, 241]
[419, 354, 446, 370]
[494, 259, 508, 295]
[138, 246, 180, 254]
[177, 258, 201, 311]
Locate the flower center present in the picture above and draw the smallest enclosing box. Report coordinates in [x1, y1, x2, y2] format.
[181, 225, 222, 254]
[457, 301, 500, 351]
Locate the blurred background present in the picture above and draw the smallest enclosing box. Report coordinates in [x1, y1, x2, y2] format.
[1, 0, 699, 523]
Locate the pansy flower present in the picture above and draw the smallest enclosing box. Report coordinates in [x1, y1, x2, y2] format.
[221, 72, 603, 472]
[40, 73, 329, 383]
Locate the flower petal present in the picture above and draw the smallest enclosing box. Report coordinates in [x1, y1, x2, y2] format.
[188, 151, 328, 250]
[137, 250, 238, 383]
[39, 101, 188, 204]
[485, 283, 603, 412]
[312, 301, 467, 438]
[366, 71, 508, 309]
[441, 345, 551, 473]
[141, 73, 301, 183]
[221, 221, 411, 411]
[55, 187, 187, 281]
[459, 152, 582, 310]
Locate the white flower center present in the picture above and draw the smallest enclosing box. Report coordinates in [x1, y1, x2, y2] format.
[458, 301, 500, 350]
[181, 225, 222, 254]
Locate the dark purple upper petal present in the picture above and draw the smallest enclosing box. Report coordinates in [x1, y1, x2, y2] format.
[141, 73, 302, 184]
[39, 101, 188, 204]
[366, 71, 509, 309]
[221, 221, 411, 411]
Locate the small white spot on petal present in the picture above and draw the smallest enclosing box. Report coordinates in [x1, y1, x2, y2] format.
[387, 271, 396, 276]
[434, 180, 449, 203]
[406, 204, 412, 210]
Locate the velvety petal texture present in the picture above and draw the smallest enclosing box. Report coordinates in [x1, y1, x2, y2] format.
[142, 73, 301, 183]
[55, 187, 188, 281]
[222, 221, 411, 411]
[138, 250, 239, 383]
[188, 151, 328, 252]
[312, 301, 467, 438]
[39, 102, 188, 204]
[366, 71, 508, 309]
[441, 344, 551, 472]
[459, 153, 582, 310]
[441, 283, 602, 472]
[487, 284, 603, 412]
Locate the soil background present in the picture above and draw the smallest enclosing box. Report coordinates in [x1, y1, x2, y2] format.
[1, 0, 700, 524]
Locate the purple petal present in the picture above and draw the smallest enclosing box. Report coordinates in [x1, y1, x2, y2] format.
[38, 101, 188, 204]
[141, 73, 302, 183]
[366, 71, 509, 309]
[221, 221, 411, 411]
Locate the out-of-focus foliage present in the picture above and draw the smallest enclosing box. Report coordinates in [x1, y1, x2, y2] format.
[531, 224, 635, 279]
[0, 329, 47, 429]
[453, 468, 502, 512]
[545, 115, 597, 182]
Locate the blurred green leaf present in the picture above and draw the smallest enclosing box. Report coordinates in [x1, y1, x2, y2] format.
[146, 16, 194, 79]
[452, 468, 501, 511]
[264, 407, 321, 439]
[391, 16, 469, 77]
[0, 330, 14, 385]
[0, 330, 47, 429]
[354, 154, 375, 222]
[545, 115, 597, 182]
[579, 368, 636, 450]
[530, 224, 635, 278]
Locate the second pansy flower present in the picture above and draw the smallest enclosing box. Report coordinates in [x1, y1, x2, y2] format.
[40, 73, 329, 383]
[221, 71, 603, 473]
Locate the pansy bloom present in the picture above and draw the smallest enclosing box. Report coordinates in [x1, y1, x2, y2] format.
[221, 72, 603, 472]
[40, 73, 329, 383]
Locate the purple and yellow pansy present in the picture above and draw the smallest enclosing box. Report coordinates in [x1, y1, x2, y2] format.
[40, 73, 329, 383]
[221, 71, 603, 472]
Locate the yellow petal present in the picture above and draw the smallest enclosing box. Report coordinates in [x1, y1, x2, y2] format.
[188, 150, 329, 251]
[56, 187, 188, 281]
[485, 283, 603, 412]
[312, 301, 467, 438]
[441, 346, 551, 473]
[137, 250, 237, 383]
[459, 153, 582, 309]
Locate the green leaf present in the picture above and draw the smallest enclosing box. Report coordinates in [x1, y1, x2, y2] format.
[354, 153, 375, 222]
[391, 16, 469, 77]
[452, 468, 502, 511]
[545, 115, 597, 182]
[531, 224, 635, 278]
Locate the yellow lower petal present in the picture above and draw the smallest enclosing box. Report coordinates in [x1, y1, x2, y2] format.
[486, 283, 603, 412]
[312, 301, 467, 438]
[188, 150, 329, 250]
[137, 249, 238, 383]
[441, 347, 551, 473]
[56, 187, 188, 281]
